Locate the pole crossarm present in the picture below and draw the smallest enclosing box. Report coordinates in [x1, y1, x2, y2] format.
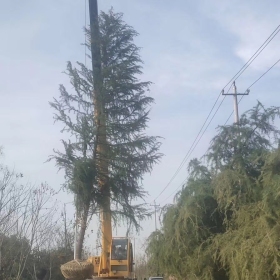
[222, 89, 250, 96]
[222, 81, 250, 124]
[222, 92, 250, 95]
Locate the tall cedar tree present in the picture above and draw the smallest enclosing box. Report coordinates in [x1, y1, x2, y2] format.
[146, 102, 280, 280]
[49, 9, 162, 258]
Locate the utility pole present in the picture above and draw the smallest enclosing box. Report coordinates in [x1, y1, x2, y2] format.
[73, 194, 78, 260]
[133, 237, 136, 280]
[222, 81, 250, 124]
[150, 200, 160, 231]
[150, 200, 160, 276]
[63, 203, 67, 253]
[74, 212, 77, 259]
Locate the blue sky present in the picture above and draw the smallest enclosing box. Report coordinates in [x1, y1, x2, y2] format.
[1, 0, 280, 251]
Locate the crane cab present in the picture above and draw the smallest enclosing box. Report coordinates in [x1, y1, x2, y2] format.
[110, 237, 134, 279]
[87, 237, 135, 279]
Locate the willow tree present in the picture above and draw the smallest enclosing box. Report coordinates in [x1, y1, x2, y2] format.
[146, 102, 280, 280]
[49, 9, 161, 258]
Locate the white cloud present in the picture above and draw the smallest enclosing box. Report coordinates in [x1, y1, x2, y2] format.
[201, 0, 280, 71]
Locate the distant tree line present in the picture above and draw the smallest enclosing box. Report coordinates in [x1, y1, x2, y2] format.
[0, 151, 74, 280]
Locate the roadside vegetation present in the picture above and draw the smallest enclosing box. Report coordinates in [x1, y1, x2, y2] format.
[146, 102, 280, 280]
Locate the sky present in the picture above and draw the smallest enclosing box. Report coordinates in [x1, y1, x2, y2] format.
[1, 0, 280, 253]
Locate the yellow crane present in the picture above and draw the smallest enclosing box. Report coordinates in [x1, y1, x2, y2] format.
[61, 1, 136, 279]
[87, 214, 135, 279]
[86, 0, 135, 277]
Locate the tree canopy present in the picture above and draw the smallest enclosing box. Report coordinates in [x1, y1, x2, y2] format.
[49, 9, 162, 257]
[146, 102, 280, 280]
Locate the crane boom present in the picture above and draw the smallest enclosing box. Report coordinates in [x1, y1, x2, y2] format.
[88, 0, 112, 275]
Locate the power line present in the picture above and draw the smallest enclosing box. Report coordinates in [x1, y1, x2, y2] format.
[160, 177, 188, 205]
[231, 25, 280, 83]
[163, 65, 272, 203]
[160, 96, 226, 204]
[218, 25, 280, 93]
[224, 57, 280, 126]
[153, 77, 237, 202]
[154, 90, 232, 202]
[153, 24, 280, 203]
[161, 55, 280, 203]
[163, 55, 280, 204]
[190, 96, 226, 156]
[153, 92, 223, 201]
[247, 58, 280, 90]
[157, 95, 227, 204]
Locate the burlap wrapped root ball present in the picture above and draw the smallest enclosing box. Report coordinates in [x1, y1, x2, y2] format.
[61, 260, 93, 280]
